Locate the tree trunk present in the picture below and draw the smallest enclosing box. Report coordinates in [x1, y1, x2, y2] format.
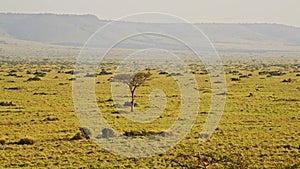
[130, 91, 134, 112]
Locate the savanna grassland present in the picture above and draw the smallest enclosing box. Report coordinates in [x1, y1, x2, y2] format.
[0, 47, 299, 168]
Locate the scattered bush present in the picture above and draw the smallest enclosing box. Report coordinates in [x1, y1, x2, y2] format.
[282, 78, 292, 83]
[5, 87, 20, 90]
[0, 139, 5, 145]
[43, 117, 59, 121]
[106, 98, 113, 102]
[9, 70, 17, 73]
[229, 70, 239, 74]
[123, 130, 160, 137]
[16, 138, 35, 145]
[84, 73, 96, 77]
[231, 78, 240, 81]
[159, 71, 168, 75]
[0, 101, 16, 106]
[239, 75, 249, 78]
[102, 128, 114, 138]
[65, 70, 74, 75]
[99, 69, 112, 75]
[33, 71, 46, 77]
[247, 93, 254, 97]
[123, 102, 138, 107]
[70, 133, 84, 140]
[70, 127, 91, 140]
[69, 78, 76, 81]
[169, 73, 183, 76]
[5, 73, 17, 77]
[259, 71, 285, 76]
[27, 76, 41, 81]
[80, 127, 91, 139]
[33, 92, 47, 95]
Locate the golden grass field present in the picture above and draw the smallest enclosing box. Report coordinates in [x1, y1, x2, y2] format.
[0, 47, 299, 168]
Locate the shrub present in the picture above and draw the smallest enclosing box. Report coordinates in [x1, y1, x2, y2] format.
[231, 78, 240, 81]
[70, 133, 84, 140]
[5, 87, 20, 90]
[69, 78, 76, 81]
[123, 130, 160, 137]
[282, 78, 292, 83]
[70, 127, 91, 140]
[99, 69, 112, 75]
[33, 71, 46, 77]
[65, 70, 74, 75]
[27, 76, 41, 81]
[80, 127, 91, 139]
[0, 139, 5, 145]
[102, 128, 114, 138]
[123, 102, 138, 107]
[84, 73, 96, 77]
[0, 101, 16, 106]
[159, 71, 168, 75]
[16, 138, 35, 145]
[43, 117, 59, 121]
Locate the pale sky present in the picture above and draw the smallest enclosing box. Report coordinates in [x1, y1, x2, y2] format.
[0, 0, 299, 27]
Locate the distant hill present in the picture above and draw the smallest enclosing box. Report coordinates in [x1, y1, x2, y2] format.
[1, 13, 300, 52]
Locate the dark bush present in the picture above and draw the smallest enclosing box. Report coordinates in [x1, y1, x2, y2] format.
[169, 73, 183, 76]
[65, 70, 74, 75]
[16, 138, 35, 145]
[0, 139, 5, 145]
[9, 70, 17, 73]
[5, 87, 20, 90]
[123, 102, 138, 107]
[5, 73, 17, 77]
[102, 128, 114, 138]
[99, 69, 112, 75]
[159, 71, 168, 75]
[231, 78, 240, 81]
[106, 98, 113, 102]
[33, 71, 46, 77]
[247, 93, 254, 97]
[229, 70, 239, 74]
[239, 75, 249, 78]
[0, 101, 16, 106]
[43, 117, 59, 121]
[69, 78, 76, 81]
[84, 73, 96, 77]
[33, 92, 47, 95]
[282, 78, 292, 83]
[70, 133, 84, 140]
[123, 130, 160, 137]
[27, 76, 41, 81]
[80, 127, 91, 139]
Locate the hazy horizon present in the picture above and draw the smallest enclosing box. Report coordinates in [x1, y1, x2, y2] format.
[0, 12, 299, 28]
[0, 0, 299, 27]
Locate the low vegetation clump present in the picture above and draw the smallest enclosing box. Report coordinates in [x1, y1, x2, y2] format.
[27, 76, 41, 81]
[16, 138, 35, 145]
[101, 128, 114, 138]
[0, 139, 6, 145]
[70, 127, 91, 140]
[123, 130, 161, 137]
[70, 132, 85, 140]
[99, 68, 112, 75]
[0, 101, 16, 106]
[33, 71, 46, 77]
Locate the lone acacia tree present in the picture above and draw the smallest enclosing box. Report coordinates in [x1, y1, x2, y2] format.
[113, 72, 151, 112]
